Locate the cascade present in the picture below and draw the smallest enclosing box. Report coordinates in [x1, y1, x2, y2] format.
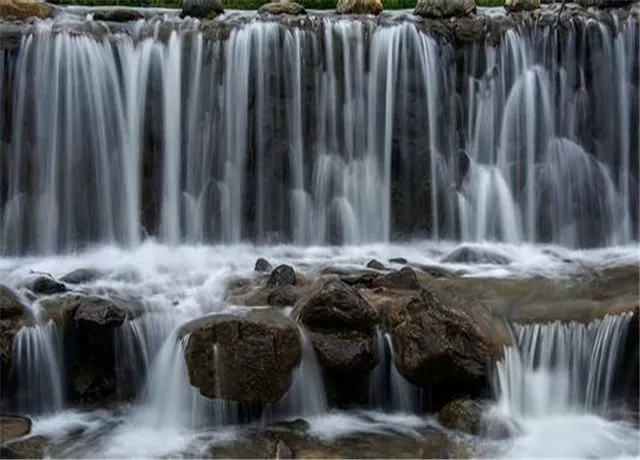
[0, 15, 637, 253]
[493, 313, 634, 418]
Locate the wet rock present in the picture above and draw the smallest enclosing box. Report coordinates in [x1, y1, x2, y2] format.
[340, 272, 381, 289]
[267, 264, 297, 288]
[0, 285, 27, 319]
[254, 257, 273, 273]
[441, 245, 511, 265]
[0, 291, 34, 402]
[59, 268, 103, 285]
[412, 264, 454, 278]
[505, 0, 540, 11]
[182, 309, 301, 403]
[336, 0, 383, 15]
[414, 0, 475, 18]
[389, 257, 408, 265]
[258, 2, 306, 15]
[30, 277, 67, 296]
[438, 398, 482, 435]
[0, 415, 31, 444]
[388, 287, 512, 409]
[53, 295, 127, 404]
[180, 0, 224, 19]
[267, 286, 298, 307]
[375, 267, 421, 290]
[92, 8, 145, 22]
[295, 279, 379, 375]
[0, 434, 49, 459]
[0, 1, 53, 21]
[366, 259, 385, 270]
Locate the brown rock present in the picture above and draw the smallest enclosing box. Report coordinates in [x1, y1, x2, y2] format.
[0, 434, 49, 459]
[182, 309, 301, 403]
[0, 1, 53, 21]
[336, 0, 383, 15]
[0, 415, 31, 444]
[0, 285, 27, 319]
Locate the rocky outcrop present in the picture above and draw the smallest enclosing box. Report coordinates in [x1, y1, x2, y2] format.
[295, 279, 380, 375]
[336, 0, 383, 15]
[505, 0, 540, 11]
[0, 1, 53, 21]
[258, 1, 306, 15]
[388, 287, 512, 409]
[180, 0, 224, 19]
[182, 309, 301, 403]
[51, 295, 127, 404]
[414, 0, 475, 18]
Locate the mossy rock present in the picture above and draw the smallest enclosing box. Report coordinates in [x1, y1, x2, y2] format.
[0, 1, 53, 21]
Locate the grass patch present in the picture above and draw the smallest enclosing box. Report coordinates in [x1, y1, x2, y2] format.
[48, 0, 506, 9]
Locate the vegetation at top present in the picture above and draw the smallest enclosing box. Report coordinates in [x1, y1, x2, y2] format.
[48, 0, 506, 10]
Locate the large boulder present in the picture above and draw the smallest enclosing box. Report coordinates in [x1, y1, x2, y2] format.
[504, 0, 540, 11]
[30, 276, 67, 296]
[179, 0, 224, 19]
[388, 287, 512, 409]
[51, 295, 127, 404]
[258, 1, 306, 15]
[0, 285, 27, 320]
[0, 415, 31, 444]
[414, 0, 475, 18]
[295, 279, 380, 375]
[336, 0, 383, 15]
[182, 309, 301, 403]
[0, 1, 53, 21]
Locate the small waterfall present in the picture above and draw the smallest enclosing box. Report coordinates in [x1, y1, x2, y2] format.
[271, 326, 328, 418]
[493, 313, 634, 418]
[12, 321, 64, 414]
[385, 333, 421, 412]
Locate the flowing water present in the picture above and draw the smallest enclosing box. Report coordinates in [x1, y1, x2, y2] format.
[0, 6, 639, 459]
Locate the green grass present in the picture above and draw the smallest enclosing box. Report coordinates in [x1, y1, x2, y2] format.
[49, 0, 505, 9]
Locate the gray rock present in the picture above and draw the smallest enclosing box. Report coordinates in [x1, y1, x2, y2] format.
[254, 257, 273, 273]
[442, 245, 511, 265]
[267, 265, 297, 288]
[414, 0, 475, 18]
[180, 0, 224, 19]
[59, 268, 103, 285]
[366, 259, 385, 270]
[31, 277, 67, 296]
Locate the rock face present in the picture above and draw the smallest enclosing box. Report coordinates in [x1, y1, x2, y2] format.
[182, 309, 301, 403]
[505, 0, 540, 11]
[0, 1, 53, 21]
[336, 0, 383, 15]
[388, 287, 512, 408]
[258, 2, 306, 15]
[295, 279, 380, 375]
[180, 0, 224, 19]
[0, 286, 33, 401]
[56, 295, 127, 404]
[414, 0, 475, 18]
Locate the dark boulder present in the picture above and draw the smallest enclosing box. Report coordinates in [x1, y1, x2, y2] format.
[441, 245, 511, 265]
[92, 8, 144, 22]
[295, 279, 379, 375]
[254, 257, 273, 273]
[0, 285, 27, 319]
[388, 287, 513, 409]
[267, 265, 297, 288]
[30, 277, 67, 296]
[182, 309, 301, 403]
[366, 259, 385, 270]
[388, 257, 408, 265]
[59, 268, 103, 285]
[179, 0, 224, 19]
[414, 0, 475, 18]
[375, 267, 421, 290]
[267, 286, 298, 307]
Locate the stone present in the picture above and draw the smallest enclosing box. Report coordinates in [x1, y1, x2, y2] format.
[336, 0, 383, 15]
[267, 286, 298, 307]
[258, 2, 306, 15]
[0, 434, 49, 459]
[414, 0, 475, 18]
[0, 1, 53, 21]
[92, 8, 145, 22]
[388, 287, 513, 409]
[366, 259, 385, 270]
[267, 264, 297, 288]
[295, 279, 379, 375]
[388, 257, 408, 265]
[0, 285, 27, 319]
[375, 267, 421, 290]
[179, 0, 224, 19]
[505, 0, 540, 11]
[182, 309, 301, 403]
[59, 268, 103, 285]
[0, 415, 31, 444]
[438, 398, 482, 435]
[30, 277, 67, 296]
[52, 294, 128, 403]
[441, 245, 511, 265]
[254, 257, 273, 273]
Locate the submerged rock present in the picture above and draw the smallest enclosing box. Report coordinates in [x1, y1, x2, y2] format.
[336, 0, 383, 15]
[180, 0, 224, 19]
[182, 309, 301, 403]
[258, 2, 306, 15]
[414, 0, 475, 18]
[295, 279, 379, 375]
[30, 277, 67, 296]
[388, 287, 512, 409]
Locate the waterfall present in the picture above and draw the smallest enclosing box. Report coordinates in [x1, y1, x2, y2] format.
[1, 15, 637, 253]
[12, 321, 64, 415]
[493, 313, 634, 419]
